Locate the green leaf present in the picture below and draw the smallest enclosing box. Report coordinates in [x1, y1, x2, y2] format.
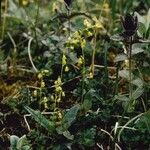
[82, 90, 94, 112]
[62, 104, 80, 129]
[115, 54, 127, 62]
[132, 78, 143, 87]
[24, 106, 55, 133]
[132, 47, 144, 55]
[17, 135, 30, 150]
[63, 130, 74, 140]
[115, 94, 129, 101]
[110, 34, 124, 41]
[77, 128, 96, 147]
[10, 135, 19, 150]
[135, 110, 150, 133]
[132, 88, 144, 100]
[138, 22, 147, 36]
[119, 70, 133, 80]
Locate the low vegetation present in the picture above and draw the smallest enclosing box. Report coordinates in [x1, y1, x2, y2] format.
[0, 0, 150, 149]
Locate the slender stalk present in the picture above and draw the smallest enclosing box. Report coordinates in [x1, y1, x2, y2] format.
[0, 0, 1, 26]
[114, 63, 119, 95]
[7, 32, 17, 74]
[34, 0, 40, 49]
[129, 36, 133, 101]
[104, 42, 108, 83]
[91, 30, 97, 76]
[67, 8, 71, 37]
[112, 37, 134, 149]
[1, 0, 8, 40]
[81, 49, 85, 102]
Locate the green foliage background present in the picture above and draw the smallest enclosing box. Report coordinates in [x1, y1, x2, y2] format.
[0, 0, 150, 149]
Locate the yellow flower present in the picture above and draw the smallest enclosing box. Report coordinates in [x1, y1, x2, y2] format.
[51, 95, 55, 101]
[77, 56, 84, 67]
[81, 39, 86, 49]
[43, 97, 48, 102]
[62, 54, 67, 66]
[57, 112, 62, 119]
[57, 77, 62, 85]
[55, 86, 62, 92]
[72, 39, 79, 45]
[57, 98, 61, 103]
[44, 103, 48, 109]
[43, 70, 49, 73]
[33, 90, 37, 97]
[70, 46, 74, 50]
[38, 73, 43, 79]
[20, 0, 29, 6]
[74, 31, 80, 38]
[84, 19, 92, 28]
[62, 91, 65, 97]
[41, 80, 45, 88]
[103, 3, 110, 13]
[93, 17, 104, 30]
[52, 2, 58, 12]
[87, 31, 93, 37]
[124, 60, 129, 68]
[65, 66, 69, 72]
[89, 72, 94, 79]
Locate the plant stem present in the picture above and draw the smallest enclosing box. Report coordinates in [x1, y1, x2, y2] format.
[81, 49, 85, 102]
[0, 0, 1, 27]
[34, 0, 40, 49]
[1, 0, 8, 40]
[129, 36, 133, 101]
[91, 30, 97, 76]
[113, 37, 133, 148]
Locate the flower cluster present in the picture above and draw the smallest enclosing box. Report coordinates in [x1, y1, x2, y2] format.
[37, 70, 49, 88]
[83, 17, 104, 36]
[62, 54, 69, 72]
[54, 77, 65, 103]
[77, 55, 84, 68]
[66, 31, 86, 50]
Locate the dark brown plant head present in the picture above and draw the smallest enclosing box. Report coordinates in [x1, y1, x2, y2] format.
[121, 13, 138, 37]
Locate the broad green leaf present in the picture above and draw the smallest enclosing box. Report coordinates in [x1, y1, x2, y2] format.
[63, 130, 74, 140]
[10, 135, 19, 150]
[132, 47, 144, 55]
[138, 22, 146, 36]
[21, 146, 31, 150]
[82, 90, 94, 112]
[25, 106, 55, 133]
[135, 9, 150, 32]
[119, 70, 133, 80]
[135, 110, 150, 132]
[132, 78, 143, 87]
[8, 0, 27, 21]
[17, 135, 31, 150]
[132, 88, 144, 100]
[115, 54, 127, 62]
[142, 110, 150, 131]
[110, 34, 124, 41]
[115, 94, 129, 101]
[62, 104, 80, 129]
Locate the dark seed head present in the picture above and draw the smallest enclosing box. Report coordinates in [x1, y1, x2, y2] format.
[121, 13, 138, 36]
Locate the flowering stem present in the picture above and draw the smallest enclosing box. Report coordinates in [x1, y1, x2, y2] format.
[1, 0, 8, 40]
[81, 50, 85, 102]
[91, 30, 97, 76]
[129, 36, 133, 102]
